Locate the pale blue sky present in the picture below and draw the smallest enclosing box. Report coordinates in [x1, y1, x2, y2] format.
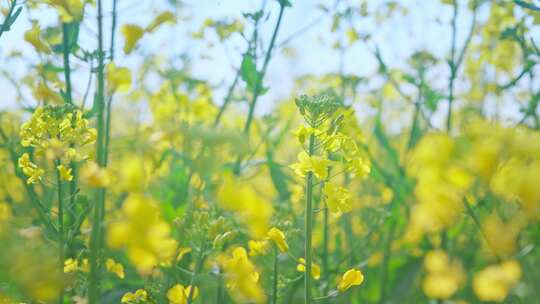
[1, 0, 538, 129]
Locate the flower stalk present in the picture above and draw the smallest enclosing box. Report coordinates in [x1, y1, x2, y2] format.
[304, 132, 315, 304]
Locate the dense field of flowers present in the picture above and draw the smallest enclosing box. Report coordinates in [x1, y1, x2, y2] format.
[0, 0, 539, 303]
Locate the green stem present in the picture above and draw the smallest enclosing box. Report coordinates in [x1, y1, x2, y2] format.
[61, 23, 72, 104]
[213, 71, 240, 127]
[0, 0, 16, 39]
[89, 0, 107, 302]
[304, 133, 315, 304]
[234, 2, 286, 174]
[187, 246, 206, 304]
[55, 159, 65, 304]
[379, 216, 397, 303]
[272, 245, 279, 304]
[242, 2, 285, 136]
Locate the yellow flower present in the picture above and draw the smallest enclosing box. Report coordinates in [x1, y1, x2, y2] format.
[266, 227, 288, 252]
[221, 247, 265, 303]
[48, 0, 84, 22]
[176, 247, 192, 262]
[106, 63, 132, 93]
[80, 162, 111, 188]
[106, 258, 125, 279]
[0, 203, 11, 222]
[473, 260, 521, 302]
[422, 250, 464, 300]
[57, 164, 73, 181]
[167, 284, 198, 304]
[292, 125, 313, 144]
[290, 151, 330, 180]
[122, 24, 145, 54]
[217, 174, 273, 238]
[121, 289, 148, 304]
[24, 23, 51, 54]
[146, 11, 176, 32]
[248, 240, 268, 256]
[337, 269, 364, 292]
[297, 258, 321, 280]
[18, 153, 44, 184]
[323, 182, 352, 215]
[107, 194, 178, 275]
[63, 258, 78, 273]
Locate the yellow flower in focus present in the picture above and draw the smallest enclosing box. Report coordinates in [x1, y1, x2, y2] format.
[106, 63, 132, 93]
[337, 269, 364, 292]
[121, 289, 148, 304]
[297, 258, 321, 280]
[473, 260, 521, 302]
[57, 164, 73, 181]
[122, 24, 145, 54]
[290, 151, 330, 180]
[266, 227, 288, 252]
[106, 258, 125, 279]
[24, 23, 51, 54]
[167, 284, 198, 304]
[18, 153, 44, 184]
[146, 11, 176, 32]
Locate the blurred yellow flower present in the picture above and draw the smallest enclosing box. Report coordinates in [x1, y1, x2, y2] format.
[57, 164, 73, 181]
[337, 269, 364, 292]
[24, 23, 51, 54]
[297, 258, 321, 280]
[121, 289, 148, 304]
[266, 227, 288, 252]
[146, 11, 176, 32]
[122, 24, 145, 54]
[167, 284, 198, 304]
[473, 260, 521, 302]
[106, 63, 132, 93]
[221, 247, 265, 303]
[105, 258, 125, 279]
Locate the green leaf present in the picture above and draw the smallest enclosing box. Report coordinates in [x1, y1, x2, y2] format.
[240, 53, 262, 93]
[279, 0, 292, 7]
[267, 151, 291, 202]
[7, 7, 22, 27]
[515, 0, 540, 11]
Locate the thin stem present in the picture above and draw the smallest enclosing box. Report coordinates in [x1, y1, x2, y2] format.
[379, 216, 397, 303]
[62, 23, 73, 104]
[55, 159, 65, 304]
[272, 245, 279, 304]
[242, 3, 286, 136]
[446, 1, 477, 131]
[89, 0, 107, 302]
[304, 133, 316, 304]
[104, 0, 118, 166]
[187, 246, 206, 304]
[214, 70, 240, 126]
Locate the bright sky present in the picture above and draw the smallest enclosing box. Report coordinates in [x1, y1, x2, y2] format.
[1, 0, 537, 130]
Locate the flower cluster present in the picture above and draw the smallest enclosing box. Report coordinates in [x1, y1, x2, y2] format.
[18, 106, 96, 184]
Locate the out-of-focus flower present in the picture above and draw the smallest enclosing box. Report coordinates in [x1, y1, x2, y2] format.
[473, 260, 521, 302]
[297, 258, 321, 280]
[337, 269, 364, 292]
[167, 284, 198, 304]
[266, 227, 288, 252]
